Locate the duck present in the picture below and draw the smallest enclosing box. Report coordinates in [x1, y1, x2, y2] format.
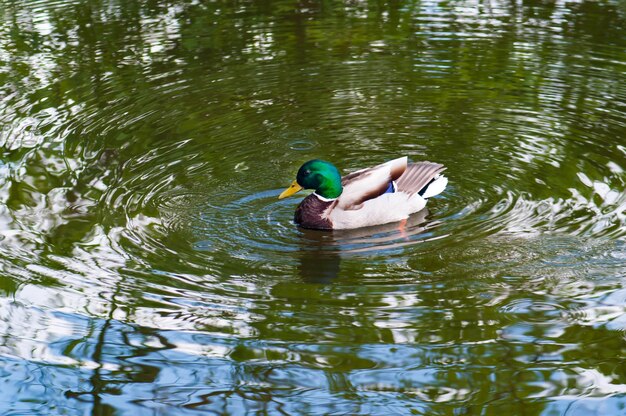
[278, 156, 447, 230]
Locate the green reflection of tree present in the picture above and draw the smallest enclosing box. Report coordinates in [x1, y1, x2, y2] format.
[64, 281, 175, 415]
[0, 0, 625, 414]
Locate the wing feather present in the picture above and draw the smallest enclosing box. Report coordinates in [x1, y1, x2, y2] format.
[336, 157, 407, 210]
[395, 161, 446, 195]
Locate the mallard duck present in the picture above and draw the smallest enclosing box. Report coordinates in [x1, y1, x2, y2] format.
[279, 157, 447, 230]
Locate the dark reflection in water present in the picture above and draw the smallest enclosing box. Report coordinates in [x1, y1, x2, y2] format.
[0, 0, 626, 414]
[297, 233, 342, 283]
[297, 210, 433, 283]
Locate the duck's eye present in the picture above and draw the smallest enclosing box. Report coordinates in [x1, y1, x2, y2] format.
[303, 169, 311, 176]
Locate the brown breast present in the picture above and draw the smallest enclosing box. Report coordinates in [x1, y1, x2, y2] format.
[294, 194, 334, 230]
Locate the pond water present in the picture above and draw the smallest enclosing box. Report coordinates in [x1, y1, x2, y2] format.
[1, 0, 626, 414]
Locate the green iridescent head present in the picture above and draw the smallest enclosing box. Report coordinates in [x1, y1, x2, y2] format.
[279, 159, 343, 200]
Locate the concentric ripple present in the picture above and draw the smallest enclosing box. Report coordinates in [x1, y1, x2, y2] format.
[0, 0, 626, 414]
[190, 189, 444, 259]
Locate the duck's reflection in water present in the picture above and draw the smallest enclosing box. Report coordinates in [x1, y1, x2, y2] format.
[297, 209, 438, 283]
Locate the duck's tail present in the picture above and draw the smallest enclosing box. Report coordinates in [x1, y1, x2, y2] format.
[395, 161, 447, 198]
[420, 174, 448, 198]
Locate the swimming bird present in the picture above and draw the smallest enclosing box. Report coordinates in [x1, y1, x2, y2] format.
[278, 157, 447, 230]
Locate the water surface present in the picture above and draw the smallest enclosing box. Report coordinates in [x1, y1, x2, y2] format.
[0, 0, 625, 414]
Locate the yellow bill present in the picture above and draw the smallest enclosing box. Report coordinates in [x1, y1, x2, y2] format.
[279, 180, 303, 199]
